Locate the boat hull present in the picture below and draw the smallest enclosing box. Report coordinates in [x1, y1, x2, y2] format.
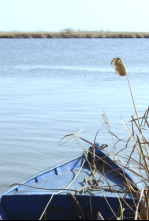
[0, 146, 140, 220]
[1, 194, 137, 220]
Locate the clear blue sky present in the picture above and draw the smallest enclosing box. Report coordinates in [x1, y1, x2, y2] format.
[0, 0, 149, 32]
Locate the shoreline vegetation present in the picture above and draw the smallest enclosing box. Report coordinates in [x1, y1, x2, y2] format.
[1, 29, 149, 38]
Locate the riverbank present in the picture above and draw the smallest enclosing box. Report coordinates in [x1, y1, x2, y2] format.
[1, 30, 149, 38]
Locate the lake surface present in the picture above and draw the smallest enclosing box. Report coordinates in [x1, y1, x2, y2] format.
[0, 38, 149, 194]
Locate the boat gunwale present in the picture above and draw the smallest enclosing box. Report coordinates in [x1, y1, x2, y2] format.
[3, 152, 86, 196]
[1, 146, 142, 197]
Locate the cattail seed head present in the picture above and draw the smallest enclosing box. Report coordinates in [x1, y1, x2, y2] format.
[111, 57, 127, 76]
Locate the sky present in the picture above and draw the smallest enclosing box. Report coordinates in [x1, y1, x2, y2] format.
[0, 0, 149, 32]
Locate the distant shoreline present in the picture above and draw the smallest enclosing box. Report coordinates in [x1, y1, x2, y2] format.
[1, 31, 149, 38]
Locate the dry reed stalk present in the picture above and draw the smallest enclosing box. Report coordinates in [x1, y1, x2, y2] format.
[136, 134, 149, 176]
[111, 57, 149, 174]
[111, 57, 141, 134]
[58, 128, 83, 145]
[102, 111, 116, 154]
[111, 58, 139, 125]
[68, 193, 86, 220]
[119, 109, 149, 219]
[131, 115, 149, 161]
[144, 189, 149, 220]
[135, 189, 144, 220]
[97, 212, 104, 220]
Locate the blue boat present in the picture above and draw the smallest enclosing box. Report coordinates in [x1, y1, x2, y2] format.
[0, 144, 140, 220]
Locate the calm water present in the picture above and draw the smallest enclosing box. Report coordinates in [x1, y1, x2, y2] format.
[0, 39, 149, 194]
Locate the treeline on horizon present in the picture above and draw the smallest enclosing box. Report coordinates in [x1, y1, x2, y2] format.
[1, 29, 149, 38]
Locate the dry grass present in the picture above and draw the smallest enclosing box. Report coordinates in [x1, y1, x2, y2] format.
[1, 30, 149, 38]
[58, 58, 149, 220]
[59, 120, 149, 219]
[61, 108, 149, 219]
[110, 58, 149, 220]
[114, 108, 149, 220]
[111, 58, 149, 220]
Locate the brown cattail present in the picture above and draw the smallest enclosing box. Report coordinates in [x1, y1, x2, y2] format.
[111, 57, 149, 169]
[111, 57, 127, 76]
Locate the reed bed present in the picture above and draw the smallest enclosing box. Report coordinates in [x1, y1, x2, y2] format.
[1, 30, 149, 38]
